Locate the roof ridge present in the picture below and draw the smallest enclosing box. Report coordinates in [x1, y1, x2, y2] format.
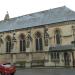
[0, 6, 73, 22]
[11, 6, 75, 20]
[0, 6, 75, 32]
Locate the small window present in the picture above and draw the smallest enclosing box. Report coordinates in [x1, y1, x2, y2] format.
[19, 34, 26, 52]
[55, 29, 61, 45]
[51, 52, 59, 62]
[35, 32, 43, 51]
[6, 36, 11, 53]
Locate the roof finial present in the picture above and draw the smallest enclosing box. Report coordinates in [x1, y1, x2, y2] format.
[4, 11, 10, 20]
[7, 11, 8, 14]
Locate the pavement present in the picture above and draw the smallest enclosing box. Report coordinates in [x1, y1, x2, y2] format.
[15, 68, 75, 75]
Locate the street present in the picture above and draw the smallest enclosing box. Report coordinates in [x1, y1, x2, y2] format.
[15, 68, 75, 75]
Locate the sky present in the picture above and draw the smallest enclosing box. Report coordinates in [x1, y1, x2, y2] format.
[0, 0, 75, 20]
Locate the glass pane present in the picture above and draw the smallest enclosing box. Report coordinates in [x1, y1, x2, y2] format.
[51, 52, 53, 59]
[6, 42, 8, 52]
[9, 41, 11, 52]
[36, 39, 39, 51]
[57, 52, 59, 59]
[6, 41, 11, 53]
[20, 40, 22, 52]
[56, 33, 61, 44]
[23, 40, 26, 51]
[39, 38, 43, 50]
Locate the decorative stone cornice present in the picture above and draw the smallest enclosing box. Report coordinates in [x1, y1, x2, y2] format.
[47, 20, 75, 28]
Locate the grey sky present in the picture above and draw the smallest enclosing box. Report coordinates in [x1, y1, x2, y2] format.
[0, 0, 74, 20]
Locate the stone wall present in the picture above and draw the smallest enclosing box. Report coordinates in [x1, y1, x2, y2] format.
[0, 21, 74, 67]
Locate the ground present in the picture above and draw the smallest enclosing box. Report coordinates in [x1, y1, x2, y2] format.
[15, 68, 75, 75]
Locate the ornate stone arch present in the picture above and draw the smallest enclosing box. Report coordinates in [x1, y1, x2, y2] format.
[54, 28, 62, 45]
[5, 35, 11, 41]
[34, 31, 43, 51]
[34, 31, 42, 38]
[19, 33, 26, 52]
[5, 35, 12, 53]
[19, 33, 26, 40]
[54, 28, 62, 34]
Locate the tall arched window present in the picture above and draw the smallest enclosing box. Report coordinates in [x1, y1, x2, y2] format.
[55, 29, 61, 44]
[35, 32, 43, 51]
[19, 34, 26, 52]
[6, 35, 11, 53]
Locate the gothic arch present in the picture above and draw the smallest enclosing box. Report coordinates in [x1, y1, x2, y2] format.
[33, 30, 43, 38]
[19, 33, 26, 39]
[5, 35, 11, 41]
[54, 28, 62, 45]
[54, 28, 62, 34]
[34, 31, 42, 38]
[19, 33, 26, 52]
[34, 31, 43, 51]
[5, 35, 12, 53]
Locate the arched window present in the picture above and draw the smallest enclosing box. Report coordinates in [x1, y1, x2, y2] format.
[6, 35, 11, 53]
[19, 34, 26, 52]
[51, 52, 59, 62]
[35, 32, 43, 51]
[55, 29, 61, 44]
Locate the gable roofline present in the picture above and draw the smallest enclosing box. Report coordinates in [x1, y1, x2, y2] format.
[0, 6, 73, 23]
[0, 6, 75, 32]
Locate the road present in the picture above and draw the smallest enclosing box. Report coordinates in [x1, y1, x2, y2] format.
[15, 68, 75, 75]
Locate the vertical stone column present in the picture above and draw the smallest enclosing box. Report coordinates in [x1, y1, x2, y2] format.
[11, 42, 17, 64]
[70, 52, 73, 67]
[72, 51, 75, 67]
[12, 54, 16, 64]
[25, 53, 31, 68]
[44, 52, 49, 67]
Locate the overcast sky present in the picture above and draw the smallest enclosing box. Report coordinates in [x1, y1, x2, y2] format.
[0, 0, 75, 20]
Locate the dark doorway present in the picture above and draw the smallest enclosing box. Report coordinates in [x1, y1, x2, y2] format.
[64, 52, 70, 67]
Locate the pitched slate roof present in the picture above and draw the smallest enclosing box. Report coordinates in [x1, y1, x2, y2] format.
[0, 6, 75, 32]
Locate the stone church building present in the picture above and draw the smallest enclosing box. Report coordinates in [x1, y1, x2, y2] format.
[0, 6, 75, 68]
